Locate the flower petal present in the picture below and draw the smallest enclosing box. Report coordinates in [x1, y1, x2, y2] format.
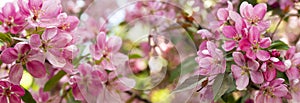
[222, 26, 237, 38]
[253, 3, 267, 20]
[231, 65, 243, 79]
[11, 85, 25, 96]
[0, 48, 18, 64]
[286, 67, 300, 80]
[236, 74, 249, 90]
[233, 52, 246, 66]
[259, 37, 271, 48]
[263, 68, 277, 82]
[222, 40, 236, 51]
[26, 60, 46, 78]
[9, 64, 23, 85]
[46, 52, 66, 68]
[247, 59, 259, 71]
[107, 36, 122, 53]
[29, 34, 42, 48]
[250, 71, 264, 84]
[256, 50, 270, 61]
[42, 28, 57, 41]
[217, 8, 228, 21]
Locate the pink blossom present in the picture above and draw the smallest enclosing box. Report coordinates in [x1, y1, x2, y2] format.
[216, 1, 233, 25]
[284, 46, 300, 80]
[255, 78, 288, 103]
[18, 0, 62, 27]
[57, 14, 79, 32]
[195, 41, 226, 76]
[90, 32, 128, 71]
[0, 81, 25, 103]
[290, 79, 300, 102]
[239, 1, 270, 32]
[0, 2, 26, 34]
[29, 28, 76, 69]
[0, 43, 46, 80]
[239, 26, 271, 61]
[231, 52, 264, 90]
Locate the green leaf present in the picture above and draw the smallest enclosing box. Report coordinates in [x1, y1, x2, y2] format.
[21, 88, 37, 103]
[269, 40, 289, 50]
[0, 33, 12, 43]
[129, 54, 143, 59]
[173, 75, 206, 93]
[44, 70, 66, 91]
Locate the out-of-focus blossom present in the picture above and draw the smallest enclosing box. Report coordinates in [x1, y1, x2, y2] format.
[32, 88, 50, 103]
[231, 52, 264, 90]
[255, 78, 288, 103]
[70, 63, 106, 101]
[290, 79, 300, 102]
[90, 32, 128, 71]
[195, 41, 226, 76]
[0, 81, 25, 103]
[284, 46, 300, 80]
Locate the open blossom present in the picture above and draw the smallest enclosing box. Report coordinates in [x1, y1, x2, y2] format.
[231, 52, 264, 90]
[284, 46, 300, 80]
[239, 1, 270, 32]
[195, 41, 226, 76]
[18, 0, 62, 27]
[216, 1, 233, 25]
[0, 43, 46, 81]
[29, 28, 76, 69]
[90, 32, 128, 71]
[255, 78, 289, 103]
[0, 3, 26, 34]
[239, 26, 271, 61]
[0, 81, 25, 103]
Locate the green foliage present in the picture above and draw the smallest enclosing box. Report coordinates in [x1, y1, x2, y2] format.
[21, 88, 37, 103]
[44, 71, 66, 91]
[269, 40, 289, 50]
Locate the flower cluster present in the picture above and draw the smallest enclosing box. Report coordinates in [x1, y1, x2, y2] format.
[196, 1, 300, 103]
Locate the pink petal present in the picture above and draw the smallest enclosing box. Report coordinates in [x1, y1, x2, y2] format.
[253, 3, 267, 20]
[72, 84, 84, 101]
[17, 0, 30, 16]
[113, 77, 135, 91]
[9, 94, 21, 103]
[9, 64, 23, 85]
[231, 65, 243, 79]
[261, 62, 267, 72]
[255, 92, 264, 103]
[246, 50, 256, 60]
[78, 63, 92, 76]
[273, 85, 288, 97]
[29, 34, 42, 48]
[259, 37, 271, 48]
[286, 67, 300, 80]
[229, 11, 244, 33]
[222, 26, 237, 38]
[250, 71, 264, 84]
[96, 32, 107, 49]
[42, 28, 57, 41]
[40, 0, 62, 19]
[285, 46, 295, 59]
[0, 96, 7, 103]
[28, 0, 43, 10]
[233, 52, 246, 66]
[0, 48, 18, 64]
[2, 3, 16, 18]
[46, 52, 66, 68]
[239, 1, 249, 18]
[11, 85, 25, 96]
[236, 74, 249, 90]
[197, 29, 213, 39]
[198, 57, 214, 68]
[217, 8, 228, 21]
[263, 68, 277, 82]
[270, 78, 285, 86]
[273, 61, 286, 72]
[249, 26, 260, 44]
[107, 36, 122, 53]
[26, 60, 46, 78]
[65, 16, 79, 31]
[49, 32, 72, 48]
[89, 44, 102, 60]
[222, 40, 236, 51]
[247, 59, 259, 71]
[14, 43, 30, 54]
[256, 50, 270, 61]
[239, 39, 251, 51]
[11, 26, 24, 34]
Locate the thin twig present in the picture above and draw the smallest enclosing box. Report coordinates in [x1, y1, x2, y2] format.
[271, 13, 300, 39]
